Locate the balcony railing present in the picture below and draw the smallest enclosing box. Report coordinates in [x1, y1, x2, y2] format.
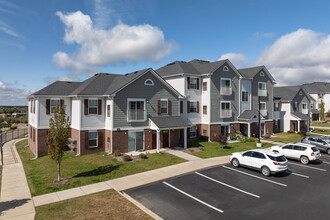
[260, 109, 267, 116]
[128, 109, 146, 121]
[221, 109, 232, 118]
[220, 87, 232, 95]
[258, 89, 267, 97]
[302, 109, 308, 114]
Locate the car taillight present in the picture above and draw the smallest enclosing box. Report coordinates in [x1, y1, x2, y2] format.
[301, 139, 303, 142]
[273, 162, 280, 165]
[311, 152, 314, 156]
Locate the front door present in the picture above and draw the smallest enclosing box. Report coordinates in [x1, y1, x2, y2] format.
[152, 131, 156, 149]
[163, 131, 169, 148]
[261, 123, 265, 137]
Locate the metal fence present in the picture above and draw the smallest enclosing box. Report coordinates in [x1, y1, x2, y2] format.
[0, 128, 28, 145]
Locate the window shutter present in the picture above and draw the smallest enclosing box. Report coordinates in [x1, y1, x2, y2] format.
[197, 78, 199, 90]
[187, 128, 190, 138]
[187, 77, 190, 89]
[84, 99, 88, 115]
[46, 99, 50, 115]
[158, 100, 161, 115]
[60, 99, 64, 109]
[168, 100, 172, 115]
[98, 100, 102, 115]
[197, 102, 199, 113]
[98, 131, 104, 148]
[187, 101, 190, 113]
[180, 101, 183, 114]
[33, 100, 35, 113]
[85, 132, 89, 148]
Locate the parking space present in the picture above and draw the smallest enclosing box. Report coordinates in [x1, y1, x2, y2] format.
[126, 155, 330, 219]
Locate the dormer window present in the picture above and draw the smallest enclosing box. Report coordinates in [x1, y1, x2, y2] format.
[260, 71, 264, 76]
[144, 79, 154, 86]
[223, 66, 229, 71]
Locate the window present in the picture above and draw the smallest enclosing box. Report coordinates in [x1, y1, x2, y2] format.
[274, 120, 278, 129]
[221, 102, 231, 118]
[190, 101, 197, 113]
[189, 77, 197, 89]
[242, 91, 248, 102]
[260, 102, 267, 116]
[223, 66, 229, 71]
[88, 100, 98, 114]
[302, 103, 307, 109]
[258, 82, 267, 96]
[274, 102, 279, 111]
[243, 151, 253, 157]
[260, 71, 264, 76]
[299, 91, 303, 95]
[253, 152, 266, 159]
[161, 100, 168, 114]
[302, 103, 307, 114]
[190, 126, 197, 138]
[220, 78, 232, 95]
[293, 102, 298, 112]
[221, 125, 229, 136]
[50, 99, 60, 114]
[203, 82, 207, 91]
[203, 105, 207, 115]
[128, 99, 145, 121]
[88, 131, 97, 147]
[144, 79, 154, 86]
[107, 105, 110, 117]
[282, 145, 293, 150]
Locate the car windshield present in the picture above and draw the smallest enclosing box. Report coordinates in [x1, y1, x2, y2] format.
[321, 139, 330, 144]
[267, 155, 286, 162]
[311, 147, 318, 152]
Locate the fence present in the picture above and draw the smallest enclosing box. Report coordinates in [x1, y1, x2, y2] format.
[0, 128, 28, 145]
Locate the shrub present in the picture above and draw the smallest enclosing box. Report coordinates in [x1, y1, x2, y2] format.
[139, 153, 148, 159]
[264, 134, 271, 139]
[113, 150, 121, 157]
[217, 135, 228, 149]
[287, 130, 295, 134]
[199, 146, 204, 151]
[122, 155, 132, 161]
[10, 125, 17, 130]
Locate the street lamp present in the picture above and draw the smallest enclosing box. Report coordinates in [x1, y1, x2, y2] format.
[257, 96, 262, 147]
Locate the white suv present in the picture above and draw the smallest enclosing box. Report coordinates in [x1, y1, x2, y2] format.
[230, 149, 288, 176]
[271, 143, 320, 165]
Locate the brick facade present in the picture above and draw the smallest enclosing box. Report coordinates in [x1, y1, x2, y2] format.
[112, 130, 128, 153]
[28, 125, 37, 156]
[144, 129, 153, 150]
[265, 121, 273, 135]
[230, 123, 240, 138]
[37, 129, 49, 157]
[250, 122, 259, 137]
[71, 128, 80, 155]
[210, 124, 221, 141]
[79, 130, 105, 155]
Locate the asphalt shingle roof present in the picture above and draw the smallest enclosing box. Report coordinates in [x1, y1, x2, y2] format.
[31, 81, 81, 96]
[274, 86, 302, 101]
[291, 112, 310, 120]
[150, 116, 190, 129]
[238, 110, 258, 120]
[238, 66, 265, 79]
[302, 82, 330, 94]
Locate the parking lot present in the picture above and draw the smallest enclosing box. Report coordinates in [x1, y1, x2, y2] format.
[126, 153, 330, 220]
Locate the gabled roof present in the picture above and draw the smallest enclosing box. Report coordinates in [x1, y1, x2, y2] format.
[30, 81, 81, 97]
[302, 82, 330, 94]
[238, 109, 259, 121]
[274, 86, 314, 102]
[238, 66, 276, 83]
[291, 112, 310, 120]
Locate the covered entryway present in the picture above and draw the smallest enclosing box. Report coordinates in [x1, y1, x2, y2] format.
[128, 131, 144, 152]
[290, 112, 310, 132]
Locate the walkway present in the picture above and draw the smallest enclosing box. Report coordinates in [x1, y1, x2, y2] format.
[0, 139, 35, 220]
[261, 139, 284, 145]
[313, 126, 330, 130]
[166, 149, 201, 161]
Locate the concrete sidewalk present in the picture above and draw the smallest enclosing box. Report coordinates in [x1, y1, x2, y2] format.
[313, 126, 330, 130]
[261, 139, 284, 145]
[0, 139, 35, 220]
[166, 149, 201, 161]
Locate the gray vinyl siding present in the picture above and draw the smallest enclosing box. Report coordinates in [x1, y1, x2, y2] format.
[251, 70, 274, 120]
[292, 90, 310, 115]
[210, 63, 239, 123]
[113, 71, 179, 128]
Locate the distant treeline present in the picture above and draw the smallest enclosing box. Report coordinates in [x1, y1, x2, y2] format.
[0, 106, 28, 114]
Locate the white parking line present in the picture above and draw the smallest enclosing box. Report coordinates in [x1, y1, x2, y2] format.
[287, 171, 309, 179]
[195, 172, 260, 198]
[321, 161, 330, 165]
[222, 165, 287, 187]
[288, 162, 327, 171]
[163, 181, 224, 213]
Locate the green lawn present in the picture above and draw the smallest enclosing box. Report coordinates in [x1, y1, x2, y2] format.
[313, 129, 330, 135]
[311, 121, 330, 128]
[270, 132, 304, 143]
[35, 190, 152, 220]
[16, 139, 186, 196]
[191, 141, 273, 159]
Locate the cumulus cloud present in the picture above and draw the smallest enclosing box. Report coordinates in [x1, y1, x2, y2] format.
[0, 81, 34, 106]
[53, 10, 174, 74]
[219, 53, 248, 68]
[255, 29, 330, 86]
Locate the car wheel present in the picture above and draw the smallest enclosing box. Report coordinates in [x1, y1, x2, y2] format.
[300, 156, 309, 165]
[231, 158, 240, 167]
[261, 166, 271, 176]
[327, 149, 330, 155]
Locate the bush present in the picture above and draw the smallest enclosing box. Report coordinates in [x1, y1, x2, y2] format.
[122, 155, 132, 161]
[139, 153, 148, 159]
[264, 134, 271, 139]
[113, 150, 121, 157]
[10, 125, 17, 130]
[199, 146, 204, 151]
[287, 130, 295, 134]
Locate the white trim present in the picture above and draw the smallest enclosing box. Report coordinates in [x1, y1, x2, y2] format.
[160, 99, 168, 115]
[220, 78, 232, 95]
[87, 130, 98, 148]
[220, 101, 232, 118]
[189, 100, 198, 113]
[260, 71, 264, 76]
[189, 126, 197, 138]
[223, 66, 229, 71]
[144, 79, 154, 86]
[127, 98, 146, 122]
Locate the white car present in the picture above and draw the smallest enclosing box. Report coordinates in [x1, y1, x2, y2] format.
[271, 143, 320, 165]
[230, 149, 288, 176]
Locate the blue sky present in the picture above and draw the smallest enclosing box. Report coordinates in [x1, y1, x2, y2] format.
[1, 0, 330, 105]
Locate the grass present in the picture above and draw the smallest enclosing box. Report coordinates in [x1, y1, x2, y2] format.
[191, 141, 274, 159]
[313, 129, 330, 135]
[35, 189, 152, 220]
[311, 121, 330, 127]
[270, 132, 304, 143]
[16, 139, 186, 196]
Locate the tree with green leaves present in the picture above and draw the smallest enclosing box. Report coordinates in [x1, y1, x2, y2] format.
[47, 104, 70, 181]
[320, 99, 325, 121]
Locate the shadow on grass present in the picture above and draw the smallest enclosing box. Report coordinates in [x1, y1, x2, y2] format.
[73, 164, 121, 178]
[219, 146, 232, 150]
[0, 198, 31, 215]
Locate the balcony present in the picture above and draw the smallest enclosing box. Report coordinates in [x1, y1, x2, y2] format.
[220, 87, 232, 95]
[302, 109, 308, 114]
[260, 109, 267, 116]
[258, 89, 267, 97]
[128, 109, 146, 121]
[221, 109, 232, 118]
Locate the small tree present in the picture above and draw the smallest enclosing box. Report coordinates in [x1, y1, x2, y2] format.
[47, 104, 70, 181]
[217, 135, 228, 149]
[320, 99, 325, 121]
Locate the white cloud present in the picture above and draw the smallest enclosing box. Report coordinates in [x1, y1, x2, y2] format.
[53, 10, 174, 74]
[0, 21, 20, 37]
[44, 74, 80, 85]
[219, 53, 248, 68]
[0, 81, 34, 106]
[255, 29, 330, 86]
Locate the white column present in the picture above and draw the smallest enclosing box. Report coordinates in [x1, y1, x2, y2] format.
[184, 128, 187, 149]
[248, 123, 251, 137]
[168, 130, 171, 148]
[298, 120, 300, 132]
[156, 130, 160, 153]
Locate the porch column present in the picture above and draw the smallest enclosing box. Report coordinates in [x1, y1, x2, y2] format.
[156, 130, 160, 153]
[298, 120, 300, 132]
[184, 127, 187, 149]
[248, 123, 251, 137]
[168, 130, 171, 148]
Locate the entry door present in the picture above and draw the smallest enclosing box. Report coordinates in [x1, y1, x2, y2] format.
[128, 131, 144, 152]
[261, 123, 265, 137]
[152, 132, 156, 149]
[163, 131, 169, 148]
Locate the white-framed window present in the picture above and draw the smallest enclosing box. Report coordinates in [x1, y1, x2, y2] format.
[203, 105, 207, 115]
[293, 102, 298, 112]
[260, 102, 267, 116]
[302, 102, 308, 114]
[258, 82, 267, 96]
[274, 102, 279, 111]
[189, 77, 197, 89]
[161, 99, 168, 114]
[242, 91, 248, 102]
[260, 71, 264, 76]
[190, 126, 197, 138]
[223, 66, 229, 71]
[88, 99, 98, 115]
[107, 104, 110, 118]
[220, 102, 231, 118]
[190, 101, 197, 113]
[144, 79, 154, 86]
[220, 78, 232, 95]
[88, 131, 98, 147]
[127, 98, 146, 121]
[50, 99, 60, 114]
